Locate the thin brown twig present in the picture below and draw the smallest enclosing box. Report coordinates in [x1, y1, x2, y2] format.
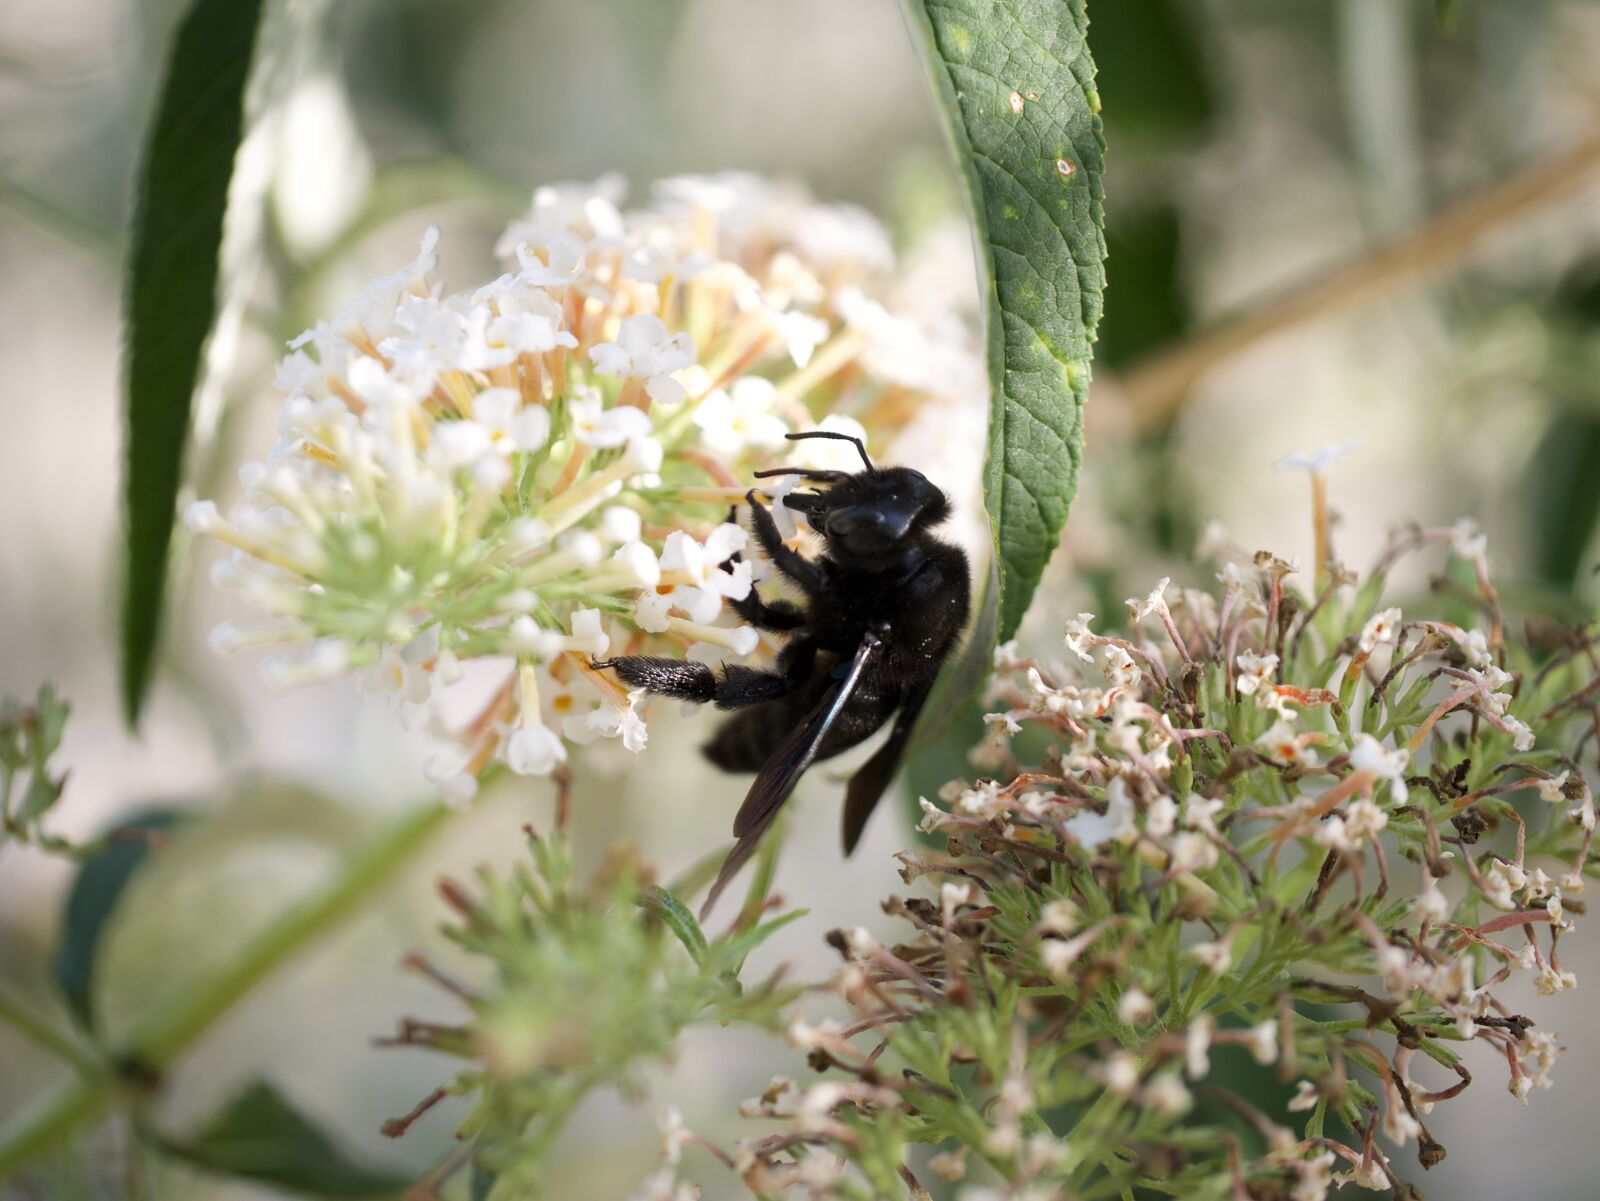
[1116, 130, 1600, 427]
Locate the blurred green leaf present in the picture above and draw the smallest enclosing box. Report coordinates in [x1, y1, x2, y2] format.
[639, 886, 708, 965]
[1532, 414, 1600, 587]
[717, 908, 808, 972]
[1087, 0, 1212, 146]
[166, 1081, 409, 1197]
[904, 0, 1107, 644]
[1529, 265, 1600, 591]
[1098, 203, 1190, 370]
[120, 0, 266, 727]
[52, 810, 182, 1029]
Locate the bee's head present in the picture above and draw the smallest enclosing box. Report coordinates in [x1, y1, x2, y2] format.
[754, 432, 951, 564]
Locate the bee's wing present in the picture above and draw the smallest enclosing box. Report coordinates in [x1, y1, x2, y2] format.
[839, 677, 934, 855]
[699, 632, 881, 920]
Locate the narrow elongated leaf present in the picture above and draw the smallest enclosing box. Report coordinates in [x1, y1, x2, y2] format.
[53, 810, 183, 1028]
[639, 886, 709, 965]
[904, 0, 1107, 642]
[121, 0, 266, 725]
[165, 1081, 408, 1197]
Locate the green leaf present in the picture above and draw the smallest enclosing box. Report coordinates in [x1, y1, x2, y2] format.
[120, 0, 267, 727]
[904, 0, 1107, 643]
[717, 908, 809, 972]
[165, 1081, 409, 1197]
[1087, 0, 1212, 148]
[639, 886, 709, 965]
[52, 810, 183, 1029]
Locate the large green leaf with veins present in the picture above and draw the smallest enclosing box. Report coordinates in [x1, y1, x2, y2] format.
[904, 0, 1107, 642]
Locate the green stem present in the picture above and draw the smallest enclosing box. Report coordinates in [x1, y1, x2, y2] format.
[0, 801, 452, 1174]
[0, 990, 98, 1077]
[128, 801, 450, 1063]
[0, 1075, 113, 1177]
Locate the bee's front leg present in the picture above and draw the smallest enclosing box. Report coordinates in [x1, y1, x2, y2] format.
[744, 489, 820, 592]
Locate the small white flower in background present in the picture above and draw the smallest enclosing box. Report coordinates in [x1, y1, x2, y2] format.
[1143, 1074, 1193, 1115]
[1348, 733, 1409, 805]
[1357, 607, 1402, 653]
[1064, 777, 1138, 849]
[1235, 650, 1278, 696]
[1451, 517, 1488, 561]
[1244, 1020, 1279, 1066]
[1186, 1014, 1214, 1078]
[1117, 988, 1155, 1025]
[1129, 577, 1171, 621]
[1189, 939, 1232, 975]
[690, 377, 789, 457]
[188, 174, 985, 795]
[1482, 859, 1526, 911]
[1255, 720, 1317, 768]
[1063, 612, 1097, 662]
[1101, 1052, 1140, 1096]
[588, 314, 696, 405]
[1274, 439, 1358, 474]
[1288, 1080, 1319, 1112]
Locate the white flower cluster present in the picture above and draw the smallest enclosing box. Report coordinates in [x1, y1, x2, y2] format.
[190, 173, 983, 799]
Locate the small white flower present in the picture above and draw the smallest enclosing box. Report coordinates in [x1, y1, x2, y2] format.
[1244, 1020, 1279, 1066]
[1255, 720, 1316, 768]
[1102, 1051, 1139, 1096]
[1234, 650, 1278, 696]
[1357, 607, 1402, 653]
[1129, 577, 1171, 620]
[1538, 772, 1570, 803]
[1482, 859, 1526, 911]
[690, 377, 789, 456]
[1348, 733, 1409, 805]
[1143, 1074, 1192, 1115]
[1063, 612, 1097, 663]
[1274, 440, 1357, 474]
[1450, 517, 1487, 561]
[1189, 940, 1231, 974]
[1185, 1013, 1214, 1079]
[1064, 777, 1138, 849]
[1117, 988, 1155, 1025]
[567, 388, 652, 448]
[1287, 1080, 1319, 1112]
[1146, 796, 1178, 838]
[1412, 874, 1449, 925]
[588, 313, 696, 404]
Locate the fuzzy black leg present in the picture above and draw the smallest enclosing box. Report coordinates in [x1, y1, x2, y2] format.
[713, 664, 792, 709]
[598, 656, 717, 703]
[729, 590, 806, 632]
[598, 656, 801, 711]
[745, 489, 820, 591]
[719, 503, 808, 632]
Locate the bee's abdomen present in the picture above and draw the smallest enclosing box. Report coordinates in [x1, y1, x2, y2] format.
[703, 701, 798, 772]
[702, 680, 899, 774]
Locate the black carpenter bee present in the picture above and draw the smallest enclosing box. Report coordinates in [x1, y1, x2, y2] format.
[596, 431, 970, 913]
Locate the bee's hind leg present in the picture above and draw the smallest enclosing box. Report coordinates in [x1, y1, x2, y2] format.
[595, 657, 795, 710]
[594, 656, 717, 703]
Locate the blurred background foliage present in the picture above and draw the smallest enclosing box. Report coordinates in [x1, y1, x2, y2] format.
[4, 0, 1600, 1198]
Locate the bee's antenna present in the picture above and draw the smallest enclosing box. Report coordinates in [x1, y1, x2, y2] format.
[782, 430, 874, 472]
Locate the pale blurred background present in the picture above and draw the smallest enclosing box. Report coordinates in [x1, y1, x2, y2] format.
[4, 0, 1600, 1197]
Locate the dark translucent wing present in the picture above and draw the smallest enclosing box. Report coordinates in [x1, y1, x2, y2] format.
[700, 633, 880, 919]
[840, 678, 934, 855]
